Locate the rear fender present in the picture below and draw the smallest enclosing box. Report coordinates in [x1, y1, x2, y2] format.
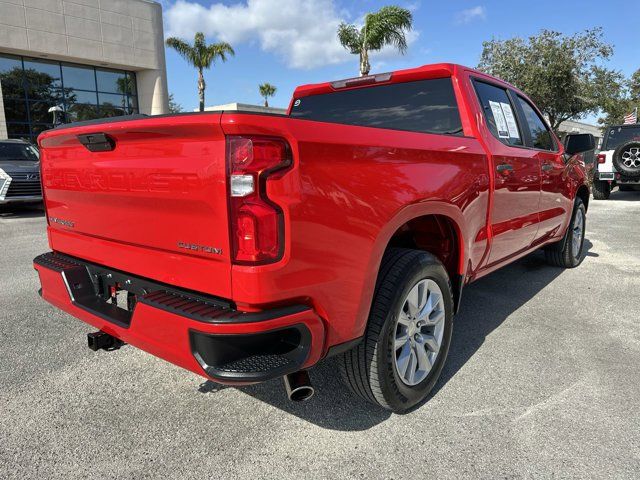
[353, 201, 467, 335]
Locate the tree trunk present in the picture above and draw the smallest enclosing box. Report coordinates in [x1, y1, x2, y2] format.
[264, 99, 269, 107]
[359, 48, 370, 76]
[360, 16, 370, 76]
[198, 68, 205, 112]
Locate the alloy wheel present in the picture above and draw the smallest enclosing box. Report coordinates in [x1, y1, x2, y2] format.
[572, 208, 585, 259]
[621, 147, 640, 168]
[393, 279, 445, 386]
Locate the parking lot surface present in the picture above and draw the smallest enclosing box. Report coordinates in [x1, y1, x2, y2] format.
[1, 192, 639, 479]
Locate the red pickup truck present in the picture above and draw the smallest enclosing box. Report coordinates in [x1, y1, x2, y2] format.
[34, 63, 593, 412]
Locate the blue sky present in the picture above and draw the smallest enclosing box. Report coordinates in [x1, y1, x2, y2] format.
[160, 0, 640, 115]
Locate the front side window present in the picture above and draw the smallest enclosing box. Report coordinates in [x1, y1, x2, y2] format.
[516, 97, 555, 151]
[474, 80, 523, 147]
[290, 77, 463, 136]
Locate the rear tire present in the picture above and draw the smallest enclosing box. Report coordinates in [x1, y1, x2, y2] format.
[339, 248, 454, 413]
[592, 179, 610, 200]
[545, 198, 586, 268]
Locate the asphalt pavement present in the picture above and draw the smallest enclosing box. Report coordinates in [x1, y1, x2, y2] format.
[1, 191, 639, 479]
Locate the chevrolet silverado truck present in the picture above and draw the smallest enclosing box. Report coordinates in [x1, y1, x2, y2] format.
[0, 139, 43, 207]
[33, 64, 594, 412]
[593, 124, 640, 199]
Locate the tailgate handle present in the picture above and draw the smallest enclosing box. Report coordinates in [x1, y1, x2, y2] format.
[77, 133, 115, 152]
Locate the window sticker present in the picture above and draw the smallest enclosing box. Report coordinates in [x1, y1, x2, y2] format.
[489, 100, 509, 138]
[500, 102, 520, 139]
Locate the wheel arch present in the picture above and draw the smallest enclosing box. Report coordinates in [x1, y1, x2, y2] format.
[385, 214, 462, 280]
[576, 184, 590, 211]
[354, 203, 467, 337]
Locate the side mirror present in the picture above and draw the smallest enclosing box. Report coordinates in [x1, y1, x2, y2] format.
[564, 133, 595, 156]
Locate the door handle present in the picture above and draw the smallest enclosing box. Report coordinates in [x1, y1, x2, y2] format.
[541, 163, 553, 171]
[496, 164, 514, 175]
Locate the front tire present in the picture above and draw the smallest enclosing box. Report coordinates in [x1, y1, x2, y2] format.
[545, 198, 586, 268]
[339, 248, 454, 412]
[592, 179, 610, 200]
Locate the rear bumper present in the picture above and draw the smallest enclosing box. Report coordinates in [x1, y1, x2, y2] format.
[598, 171, 640, 184]
[34, 252, 325, 384]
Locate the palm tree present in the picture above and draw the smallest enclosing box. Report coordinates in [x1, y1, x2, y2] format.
[166, 32, 234, 112]
[337, 6, 413, 77]
[258, 83, 277, 107]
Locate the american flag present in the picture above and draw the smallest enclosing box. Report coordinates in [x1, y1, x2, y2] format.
[624, 107, 638, 124]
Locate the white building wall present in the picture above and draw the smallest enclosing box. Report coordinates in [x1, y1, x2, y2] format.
[0, 0, 168, 118]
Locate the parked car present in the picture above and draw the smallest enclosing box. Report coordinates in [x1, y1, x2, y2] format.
[593, 124, 640, 199]
[33, 63, 593, 412]
[0, 139, 42, 207]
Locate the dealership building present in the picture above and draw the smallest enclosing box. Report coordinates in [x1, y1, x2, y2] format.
[0, 0, 169, 142]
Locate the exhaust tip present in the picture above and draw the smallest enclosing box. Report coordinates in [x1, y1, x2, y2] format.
[283, 370, 314, 402]
[288, 385, 315, 402]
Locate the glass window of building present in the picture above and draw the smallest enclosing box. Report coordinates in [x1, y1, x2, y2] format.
[61, 63, 97, 91]
[0, 54, 139, 143]
[0, 55, 24, 99]
[23, 59, 62, 91]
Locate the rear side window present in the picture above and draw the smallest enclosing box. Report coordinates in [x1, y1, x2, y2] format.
[516, 97, 555, 151]
[603, 125, 640, 150]
[290, 78, 463, 136]
[474, 81, 523, 146]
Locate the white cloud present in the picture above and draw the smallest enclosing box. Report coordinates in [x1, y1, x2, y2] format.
[455, 6, 486, 25]
[165, 0, 349, 69]
[165, 0, 419, 70]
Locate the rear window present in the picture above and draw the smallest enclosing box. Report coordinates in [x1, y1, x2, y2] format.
[290, 78, 463, 136]
[603, 125, 640, 150]
[0, 142, 39, 161]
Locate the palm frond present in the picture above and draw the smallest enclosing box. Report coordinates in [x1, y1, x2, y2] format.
[193, 32, 206, 51]
[166, 37, 199, 67]
[337, 23, 362, 54]
[259, 83, 277, 97]
[204, 42, 235, 67]
[366, 6, 413, 52]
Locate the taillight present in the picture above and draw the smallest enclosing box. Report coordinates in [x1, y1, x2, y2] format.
[227, 136, 292, 264]
[597, 153, 606, 164]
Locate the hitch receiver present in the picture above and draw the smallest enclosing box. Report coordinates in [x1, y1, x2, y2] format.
[87, 331, 125, 351]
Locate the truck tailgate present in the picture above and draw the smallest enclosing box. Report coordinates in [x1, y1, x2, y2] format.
[38, 113, 232, 298]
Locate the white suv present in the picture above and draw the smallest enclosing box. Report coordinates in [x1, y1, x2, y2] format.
[593, 124, 640, 199]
